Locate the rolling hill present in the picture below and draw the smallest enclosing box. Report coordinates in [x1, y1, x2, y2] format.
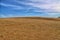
[0, 17, 60, 40]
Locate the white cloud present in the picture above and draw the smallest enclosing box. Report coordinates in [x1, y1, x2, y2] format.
[0, 14, 7, 17]
[16, 0, 60, 13]
[16, 0, 60, 17]
[47, 13, 60, 17]
[0, 14, 18, 18]
[0, 0, 60, 18]
[0, 3, 24, 10]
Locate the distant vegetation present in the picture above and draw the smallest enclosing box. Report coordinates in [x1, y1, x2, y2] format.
[58, 17, 60, 18]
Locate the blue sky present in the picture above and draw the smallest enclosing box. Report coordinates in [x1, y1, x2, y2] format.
[0, 0, 60, 18]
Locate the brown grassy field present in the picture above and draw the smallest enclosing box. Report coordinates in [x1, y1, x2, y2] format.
[0, 17, 60, 40]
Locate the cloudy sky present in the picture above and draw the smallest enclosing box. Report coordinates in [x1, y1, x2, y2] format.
[0, 0, 60, 18]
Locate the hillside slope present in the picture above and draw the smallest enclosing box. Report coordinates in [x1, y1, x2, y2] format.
[0, 17, 60, 40]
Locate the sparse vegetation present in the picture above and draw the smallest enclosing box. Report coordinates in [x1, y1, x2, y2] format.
[58, 17, 60, 18]
[0, 17, 60, 40]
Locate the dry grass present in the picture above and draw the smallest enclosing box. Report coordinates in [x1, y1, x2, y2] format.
[0, 17, 60, 40]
